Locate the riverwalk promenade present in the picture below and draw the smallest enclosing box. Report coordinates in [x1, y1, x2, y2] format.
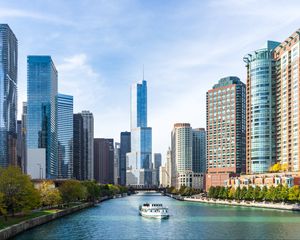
[167, 193, 300, 211]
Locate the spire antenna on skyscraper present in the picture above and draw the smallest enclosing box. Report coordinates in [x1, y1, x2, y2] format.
[143, 64, 144, 80]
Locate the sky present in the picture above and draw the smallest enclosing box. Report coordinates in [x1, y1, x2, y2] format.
[1, 0, 300, 163]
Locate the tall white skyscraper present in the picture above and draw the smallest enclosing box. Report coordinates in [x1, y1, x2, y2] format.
[126, 80, 152, 186]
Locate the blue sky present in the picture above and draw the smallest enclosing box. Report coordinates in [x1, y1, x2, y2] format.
[1, 0, 300, 162]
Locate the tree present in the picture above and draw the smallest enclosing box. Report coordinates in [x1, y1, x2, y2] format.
[0, 166, 40, 215]
[279, 184, 289, 202]
[0, 192, 7, 220]
[234, 186, 241, 200]
[240, 186, 248, 200]
[266, 186, 276, 201]
[269, 163, 281, 173]
[245, 186, 254, 200]
[59, 180, 87, 204]
[288, 186, 300, 202]
[253, 186, 261, 201]
[260, 186, 268, 201]
[39, 181, 61, 207]
[208, 187, 216, 198]
[82, 181, 101, 203]
[228, 187, 235, 199]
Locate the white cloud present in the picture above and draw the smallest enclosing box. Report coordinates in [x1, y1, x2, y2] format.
[57, 54, 106, 113]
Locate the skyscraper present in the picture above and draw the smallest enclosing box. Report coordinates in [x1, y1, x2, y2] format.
[27, 56, 58, 179]
[94, 138, 114, 184]
[57, 94, 73, 179]
[114, 142, 120, 184]
[120, 131, 130, 186]
[73, 111, 94, 180]
[154, 153, 162, 185]
[171, 123, 193, 188]
[244, 41, 279, 174]
[274, 30, 300, 172]
[192, 128, 206, 173]
[0, 24, 18, 168]
[73, 113, 84, 180]
[21, 102, 27, 173]
[127, 80, 152, 186]
[206, 76, 246, 189]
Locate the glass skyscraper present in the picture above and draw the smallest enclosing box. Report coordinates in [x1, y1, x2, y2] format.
[244, 41, 279, 174]
[27, 56, 58, 178]
[192, 128, 206, 173]
[127, 80, 152, 186]
[57, 94, 73, 179]
[120, 131, 131, 186]
[0, 24, 18, 167]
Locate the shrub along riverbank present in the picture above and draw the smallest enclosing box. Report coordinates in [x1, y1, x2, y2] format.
[0, 166, 130, 229]
[208, 185, 300, 203]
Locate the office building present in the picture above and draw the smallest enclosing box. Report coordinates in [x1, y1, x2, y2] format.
[57, 94, 73, 179]
[120, 131, 130, 185]
[73, 113, 84, 180]
[82, 111, 94, 180]
[27, 56, 58, 179]
[127, 80, 152, 186]
[206, 76, 246, 189]
[0, 24, 18, 167]
[154, 153, 162, 185]
[114, 142, 120, 185]
[192, 128, 206, 173]
[94, 138, 114, 184]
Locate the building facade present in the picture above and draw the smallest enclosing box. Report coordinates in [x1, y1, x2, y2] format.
[127, 80, 152, 186]
[171, 123, 193, 189]
[154, 153, 162, 185]
[0, 24, 18, 167]
[27, 56, 58, 179]
[94, 138, 114, 184]
[114, 142, 120, 185]
[82, 111, 94, 180]
[120, 131, 131, 186]
[192, 128, 206, 173]
[274, 30, 300, 172]
[57, 94, 73, 179]
[244, 41, 279, 174]
[73, 113, 84, 180]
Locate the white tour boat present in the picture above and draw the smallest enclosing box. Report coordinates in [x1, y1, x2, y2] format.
[139, 203, 169, 219]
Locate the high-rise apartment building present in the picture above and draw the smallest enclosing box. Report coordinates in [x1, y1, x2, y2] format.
[94, 138, 114, 184]
[244, 41, 279, 174]
[127, 80, 152, 186]
[166, 147, 176, 187]
[0, 24, 18, 168]
[120, 131, 130, 186]
[27, 56, 58, 179]
[206, 76, 246, 174]
[192, 128, 206, 173]
[57, 94, 73, 179]
[274, 31, 300, 172]
[21, 102, 27, 173]
[171, 123, 193, 188]
[73, 111, 94, 180]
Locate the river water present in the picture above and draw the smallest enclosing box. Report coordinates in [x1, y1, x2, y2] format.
[14, 192, 300, 239]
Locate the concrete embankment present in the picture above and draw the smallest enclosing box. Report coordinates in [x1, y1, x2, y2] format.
[0, 196, 113, 240]
[166, 193, 300, 211]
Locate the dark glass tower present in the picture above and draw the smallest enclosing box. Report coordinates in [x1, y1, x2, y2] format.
[0, 24, 18, 167]
[57, 94, 73, 179]
[73, 113, 84, 180]
[120, 131, 131, 185]
[27, 56, 58, 178]
[192, 128, 206, 173]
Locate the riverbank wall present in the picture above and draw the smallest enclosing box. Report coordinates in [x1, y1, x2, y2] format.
[0, 196, 114, 240]
[166, 193, 300, 211]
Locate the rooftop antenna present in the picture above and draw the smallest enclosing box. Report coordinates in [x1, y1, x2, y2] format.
[143, 64, 144, 80]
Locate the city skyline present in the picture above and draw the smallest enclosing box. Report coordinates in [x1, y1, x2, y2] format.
[1, 0, 300, 159]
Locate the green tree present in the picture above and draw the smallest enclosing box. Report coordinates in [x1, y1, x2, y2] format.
[288, 186, 300, 202]
[228, 187, 235, 199]
[82, 181, 100, 202]
[0, 166, 40, 215]
[240, 186, 248, 200]
[260, 186, 268, 201]
[253, 186, 261, 201]
[0, 192, 7, 220]
[266, 186, 276, 201]
[59, 180, 87, 204]
[39, 181, 62, 207]
[234, 186, 241, 200]
[279, 184, 289, 202]
[208, 187, 215, 198]
[245, 186, 254, 200]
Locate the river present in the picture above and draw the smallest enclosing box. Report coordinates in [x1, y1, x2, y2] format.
[14, 192, 300, 239]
